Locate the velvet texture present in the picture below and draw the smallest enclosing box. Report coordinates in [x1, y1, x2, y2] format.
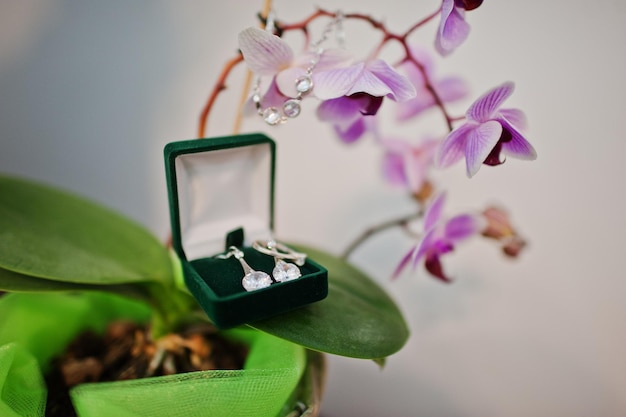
[164, 134, 328, 329]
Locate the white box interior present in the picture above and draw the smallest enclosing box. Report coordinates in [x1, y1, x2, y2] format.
[174, 143, 272, 260]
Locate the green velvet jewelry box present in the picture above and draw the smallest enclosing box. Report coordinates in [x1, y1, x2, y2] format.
[164, 133, 328, 328]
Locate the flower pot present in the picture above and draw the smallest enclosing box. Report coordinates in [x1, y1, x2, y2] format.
[0, 292, 324, 417]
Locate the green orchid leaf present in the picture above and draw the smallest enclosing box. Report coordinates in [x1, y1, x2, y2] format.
[250, 245, 409, 359]
[0, 175, 172, 286]
[0, 266, 90, 292]
[0, 266, 154, 305]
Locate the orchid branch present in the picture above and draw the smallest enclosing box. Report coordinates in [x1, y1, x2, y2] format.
[195, 2, 535, 284]
[197, 54, 244, 138]
[197, 6, 456, 138]
[401, 52, 455, 130]
[279, 7, 454, 131]
[341, 210, 423, 260]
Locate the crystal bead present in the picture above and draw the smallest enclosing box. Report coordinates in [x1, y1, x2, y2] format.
[283, 99, 301, 118]
[263, 107, 282, 125]
[252, 94, 262, 113]
[273, 260, 301, 282]
[295, 75, 313, 93]
[242, 271, 272, 291]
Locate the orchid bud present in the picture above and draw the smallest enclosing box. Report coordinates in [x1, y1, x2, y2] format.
[481, 206, 526, 258]
[502, 236, 526, 258]
[412, 180, 434, 205]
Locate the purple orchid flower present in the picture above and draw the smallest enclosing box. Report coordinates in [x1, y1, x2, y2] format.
[276, 49, 354, 97]
[382, 137, 439, 193]
[437, 81, 537, 177]
[313, 59, 416, 102]
[238, 27, 295, 76]
[396, 46, 468, 121]
[238, 26, 413, 139]
[314, 60, 415, 142]
[316, 93, 383, 143]
[242, 78, 290, 116]
[435, 0, 483, 56]
[392, 193, 481, 282]
[238, 27, 353, 97]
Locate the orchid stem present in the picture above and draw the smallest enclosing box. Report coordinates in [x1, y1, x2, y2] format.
[341, 211, 423, 260]
[232, 0, 273, 135]
[233, 71, 252, 135]
[197, 54, 243, 138]
[200, 5, 453, 138]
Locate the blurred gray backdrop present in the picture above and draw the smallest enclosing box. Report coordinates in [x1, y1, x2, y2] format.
[1, 1, 625, 416]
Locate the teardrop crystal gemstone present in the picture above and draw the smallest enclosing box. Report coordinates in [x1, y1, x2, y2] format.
[273, 260, 301, 282]
[242, 271, 272, 291]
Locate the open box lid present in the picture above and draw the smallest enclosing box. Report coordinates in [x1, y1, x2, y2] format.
[164, 133, 275, 261]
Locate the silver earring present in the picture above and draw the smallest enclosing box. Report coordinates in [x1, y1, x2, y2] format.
[217, 246, 272, 291]
[252, 239, 306, 282]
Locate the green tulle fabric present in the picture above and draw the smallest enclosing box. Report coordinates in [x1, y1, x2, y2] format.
[0, 292, 305, 417]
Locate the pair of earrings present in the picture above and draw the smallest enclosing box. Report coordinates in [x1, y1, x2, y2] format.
[218, 241, 306, 292]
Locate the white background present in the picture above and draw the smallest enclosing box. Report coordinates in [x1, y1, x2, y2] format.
[1, 1, 625, 415]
